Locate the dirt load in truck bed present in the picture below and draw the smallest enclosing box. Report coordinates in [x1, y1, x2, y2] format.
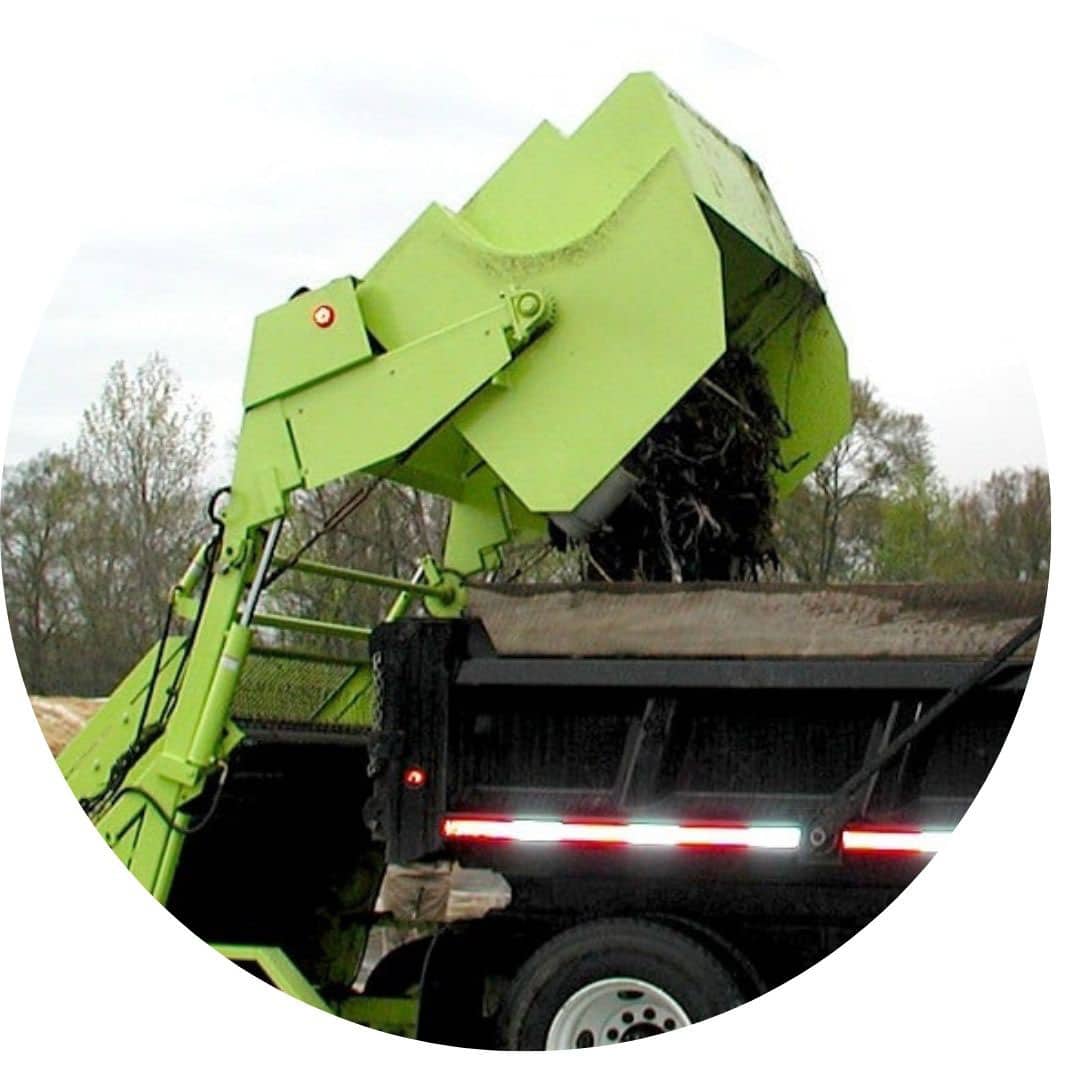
[468, 581, 1045, 659]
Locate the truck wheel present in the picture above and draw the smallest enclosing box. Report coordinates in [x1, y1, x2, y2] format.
[498, 918, 744, 1050]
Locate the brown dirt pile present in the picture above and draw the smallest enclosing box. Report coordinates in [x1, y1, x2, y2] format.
[469, 581, 1046, 659]
[31, 697, 103, 755]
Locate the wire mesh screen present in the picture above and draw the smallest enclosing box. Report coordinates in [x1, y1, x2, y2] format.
[232, 649, 373, 728]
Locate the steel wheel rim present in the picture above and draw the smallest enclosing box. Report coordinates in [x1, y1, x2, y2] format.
[545, 977, 692, 1050]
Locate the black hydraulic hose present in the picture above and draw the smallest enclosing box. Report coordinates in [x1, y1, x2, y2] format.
[150, 487, 228, 730]
[264, 476, 388, 589]
[207, 485, 230, 530]
[131, 601, 175, 745]
[82, 490, 229, 816]
[111, 762, 230, 837]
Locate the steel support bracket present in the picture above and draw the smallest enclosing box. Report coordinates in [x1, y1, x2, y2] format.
[156, 753, 200, 787]
[420, 556, 468, 618]
[802, 615, 1043, 861]
[501, 287, 555, 351]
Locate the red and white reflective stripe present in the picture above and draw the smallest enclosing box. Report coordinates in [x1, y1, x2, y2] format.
[841, 828, 950, 854]
[440, 816, 802, 850]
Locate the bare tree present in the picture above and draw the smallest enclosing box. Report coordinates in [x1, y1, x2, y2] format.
[67, 355, 213, 690]
[951, 467, 1051, 581]
[1, 451, 85, 692]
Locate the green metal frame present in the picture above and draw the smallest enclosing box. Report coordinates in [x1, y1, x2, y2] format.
[251, 611, 372, 641]
[57, 72, 852, 1026]
[215, 943, 420, 1035]
[215, 945, 332, 1011]
[336, 995, 419, 1039]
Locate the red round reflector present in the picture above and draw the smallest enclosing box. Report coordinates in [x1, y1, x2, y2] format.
[312, 304, 336, 328]
[403, 766, 428, 790]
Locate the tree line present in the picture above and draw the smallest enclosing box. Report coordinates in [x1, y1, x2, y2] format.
[1, 357, 1050, 696]
[773, 380, 1050, 584]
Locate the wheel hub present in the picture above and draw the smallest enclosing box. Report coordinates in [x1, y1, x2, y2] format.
[545, 977, 691, 1050]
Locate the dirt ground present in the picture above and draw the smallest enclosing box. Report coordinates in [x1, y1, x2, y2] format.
[30, 696, 102, 755]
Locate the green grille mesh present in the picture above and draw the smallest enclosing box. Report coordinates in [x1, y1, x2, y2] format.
[232, 649, 373, 728]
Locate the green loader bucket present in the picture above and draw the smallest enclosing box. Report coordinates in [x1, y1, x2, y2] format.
[356, 73, 850, 570]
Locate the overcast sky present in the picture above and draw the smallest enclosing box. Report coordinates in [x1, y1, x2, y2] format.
[4, 10, 1050, 491]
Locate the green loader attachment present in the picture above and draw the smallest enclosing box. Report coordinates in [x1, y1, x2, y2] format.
[57, 73, 850, 1006]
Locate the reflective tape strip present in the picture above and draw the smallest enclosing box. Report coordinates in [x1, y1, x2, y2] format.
[440, 816, 802, 850]
[841, 828, 950, 854]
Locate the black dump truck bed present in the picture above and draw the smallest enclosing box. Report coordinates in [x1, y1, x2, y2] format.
[169, 581, 1042, 1048]
[371, 581, 1041, 857]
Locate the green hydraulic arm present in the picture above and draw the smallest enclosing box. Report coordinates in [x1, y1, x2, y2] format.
[57, 72, 851, 933]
